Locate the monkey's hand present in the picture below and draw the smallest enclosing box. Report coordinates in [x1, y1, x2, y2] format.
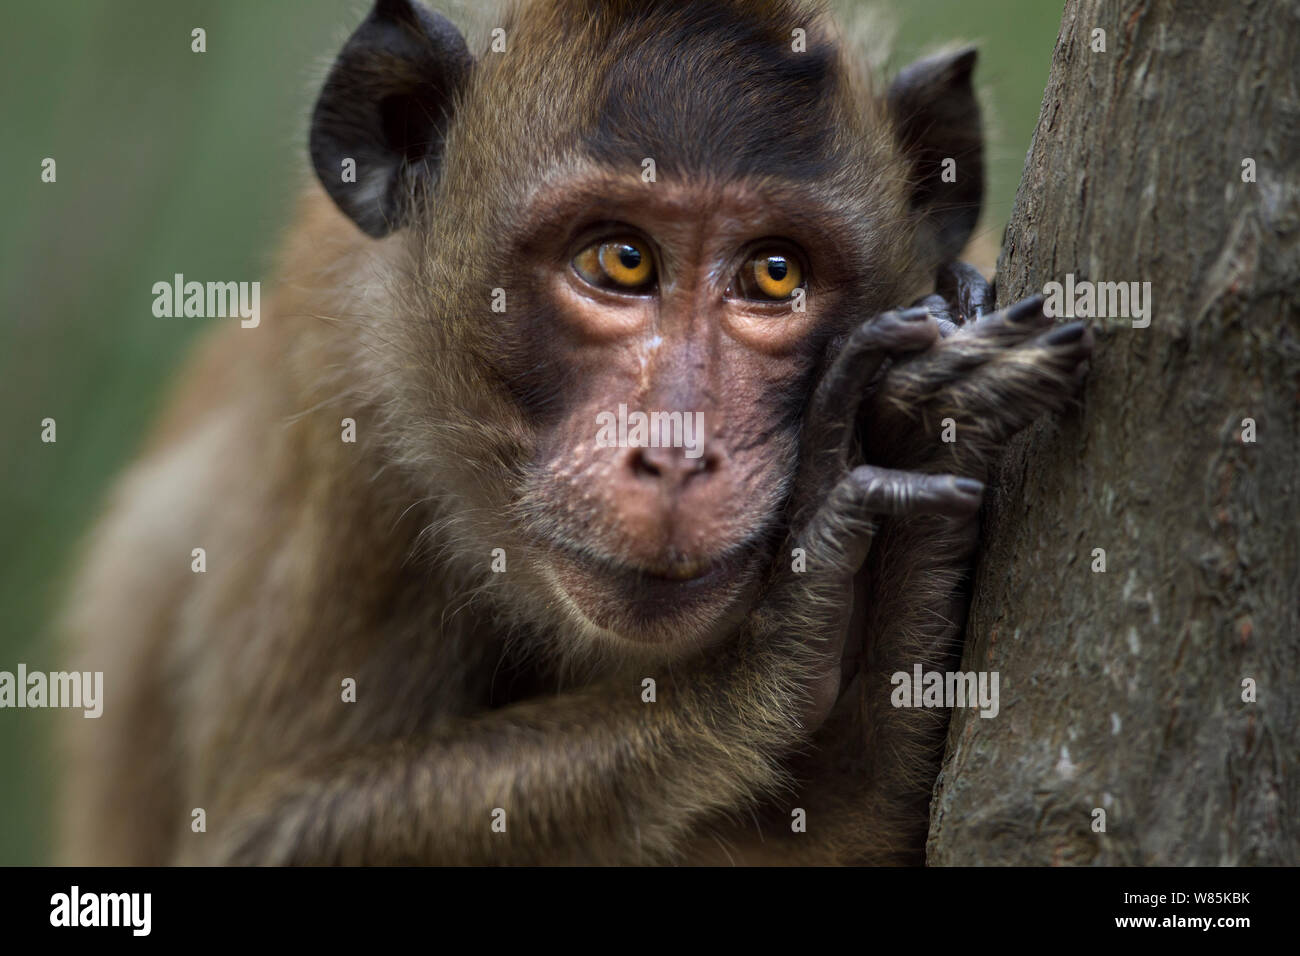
[862, 286, 1093, 476]
[756, 308, 987, 731]
[788, 280, 1093, 864]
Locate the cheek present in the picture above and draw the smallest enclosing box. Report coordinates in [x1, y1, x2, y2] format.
[717, 335, 821, 440]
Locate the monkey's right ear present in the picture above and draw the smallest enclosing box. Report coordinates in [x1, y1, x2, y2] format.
[887, 47, 984, 265]
[310, 0, 472, 238]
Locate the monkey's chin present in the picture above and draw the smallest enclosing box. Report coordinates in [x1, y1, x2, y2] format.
[542, 547, 759, 650]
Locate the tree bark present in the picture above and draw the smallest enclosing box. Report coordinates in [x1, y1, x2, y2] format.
[927, 0, 1300, 865]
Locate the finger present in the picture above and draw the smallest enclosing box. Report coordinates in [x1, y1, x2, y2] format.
[971, 292, 1052, 334]
[809, 307, 939, 459]
[841, 465, 984, 520]
[801, 466, 984, 572]
[908, 293, 960, 337]
[1041, 319, 1094, 358]
[936, 260, 994, 324]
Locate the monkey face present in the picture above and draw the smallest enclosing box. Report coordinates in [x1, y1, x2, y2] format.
[306, 0, 985, 657]
[493, 173, 887, 650]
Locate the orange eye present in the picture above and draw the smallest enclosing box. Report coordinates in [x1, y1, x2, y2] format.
[734, 251, 804, 301]
[573, 238, 655, 291]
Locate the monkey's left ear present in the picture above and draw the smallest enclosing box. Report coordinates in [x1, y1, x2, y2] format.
[887, 47, 984, 264]
[310, 0, 473, 238]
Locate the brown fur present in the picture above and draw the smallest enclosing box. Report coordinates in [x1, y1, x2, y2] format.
[58, 0, 1087, 865]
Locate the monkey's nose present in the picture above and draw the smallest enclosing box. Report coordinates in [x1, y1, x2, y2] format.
[626, 445, 721, 489]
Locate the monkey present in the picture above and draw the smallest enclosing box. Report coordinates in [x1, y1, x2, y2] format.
[57, 0, 1092, 866]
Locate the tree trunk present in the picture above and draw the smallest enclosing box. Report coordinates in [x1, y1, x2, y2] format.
[927, 0, 1300, 865]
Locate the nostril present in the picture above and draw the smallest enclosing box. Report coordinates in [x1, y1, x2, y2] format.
[694, 449, 720, 475]
[629, 447, 662, 479]
[627, 446, 721, 485]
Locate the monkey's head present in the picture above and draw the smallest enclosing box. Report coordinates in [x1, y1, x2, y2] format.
[310, 0, 983, 656]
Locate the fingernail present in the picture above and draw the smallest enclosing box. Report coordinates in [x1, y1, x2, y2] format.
[1005, 295, 1044, 323]
[955, 477, 984, 495]
[899, 306, 931, 322]
[1046, 322, 1086, 345]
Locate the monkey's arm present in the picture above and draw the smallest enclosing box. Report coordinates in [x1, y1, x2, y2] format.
[214, 663, 797, 865]
[804, 284, 1094, 864]
[208, 311, 982, 866]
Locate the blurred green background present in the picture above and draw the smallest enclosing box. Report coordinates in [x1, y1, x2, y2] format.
[0, 0, 1063, 864]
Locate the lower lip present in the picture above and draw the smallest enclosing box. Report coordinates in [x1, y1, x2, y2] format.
[620, 562, 731, 598]
[551, 547, 746, 619]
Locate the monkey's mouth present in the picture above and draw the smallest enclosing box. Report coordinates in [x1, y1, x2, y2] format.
[558, 545, 744, 594]
[544, 542, 763, 643]
[636, 556, 716, 582]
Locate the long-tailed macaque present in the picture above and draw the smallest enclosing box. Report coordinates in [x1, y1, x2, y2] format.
[59, 0, 1091, 865]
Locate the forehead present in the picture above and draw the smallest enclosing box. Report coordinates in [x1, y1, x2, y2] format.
[517, 171, 854, 249]
[504, 0, 846, 181]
